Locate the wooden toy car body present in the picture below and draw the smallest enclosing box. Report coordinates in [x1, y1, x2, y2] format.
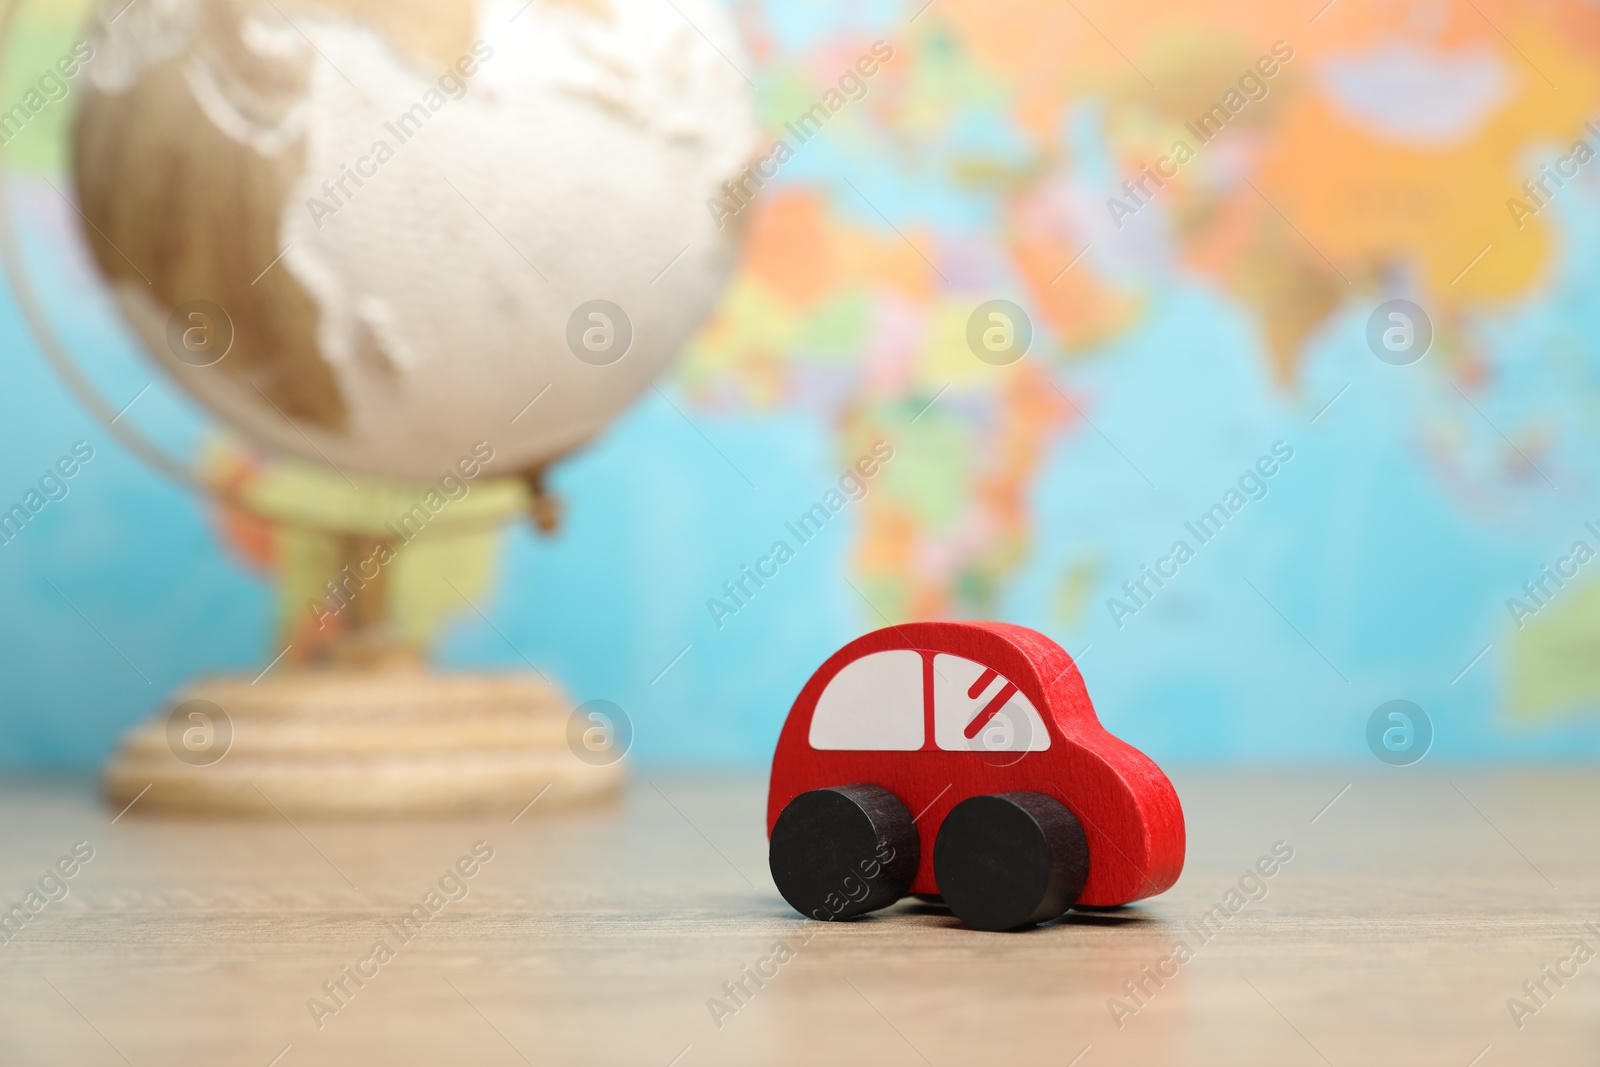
[767, 621, 1184, 908]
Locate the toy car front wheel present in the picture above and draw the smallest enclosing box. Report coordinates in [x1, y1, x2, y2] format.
[932, 791, 1089, 931]
[769, 784, 920, 921]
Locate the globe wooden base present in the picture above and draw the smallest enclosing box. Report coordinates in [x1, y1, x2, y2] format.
[103, 669, 622, 817]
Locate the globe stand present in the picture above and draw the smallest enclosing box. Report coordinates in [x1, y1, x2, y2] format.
[103, 669, 620, 817]
[99, 453, 622, 817]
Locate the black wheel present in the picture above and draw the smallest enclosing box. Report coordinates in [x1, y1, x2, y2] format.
[933, 792, 1089, 931]
[769, 784, 920, 921]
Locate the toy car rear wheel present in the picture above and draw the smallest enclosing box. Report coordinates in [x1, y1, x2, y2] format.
[769, 784, 920, 921]
[933, 791, 1089, 931]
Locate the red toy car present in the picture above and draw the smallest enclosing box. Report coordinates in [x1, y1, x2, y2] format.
[766, 621, 1184, 930]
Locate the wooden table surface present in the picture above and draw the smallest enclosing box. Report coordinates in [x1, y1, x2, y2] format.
[0, 770, 1595, 1066]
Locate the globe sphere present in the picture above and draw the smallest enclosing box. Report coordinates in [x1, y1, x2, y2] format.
[72, 0, 758, 479]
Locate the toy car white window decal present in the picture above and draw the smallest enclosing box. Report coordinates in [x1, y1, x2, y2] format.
[808, 650, 926, 750]
[931, 654, 1050, 751]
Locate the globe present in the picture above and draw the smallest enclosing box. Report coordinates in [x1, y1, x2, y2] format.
[23, 0, 757, 815]
[71, 0, 757, 481]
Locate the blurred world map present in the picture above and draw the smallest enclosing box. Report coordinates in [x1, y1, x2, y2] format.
[4, 0, 1600, 766]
